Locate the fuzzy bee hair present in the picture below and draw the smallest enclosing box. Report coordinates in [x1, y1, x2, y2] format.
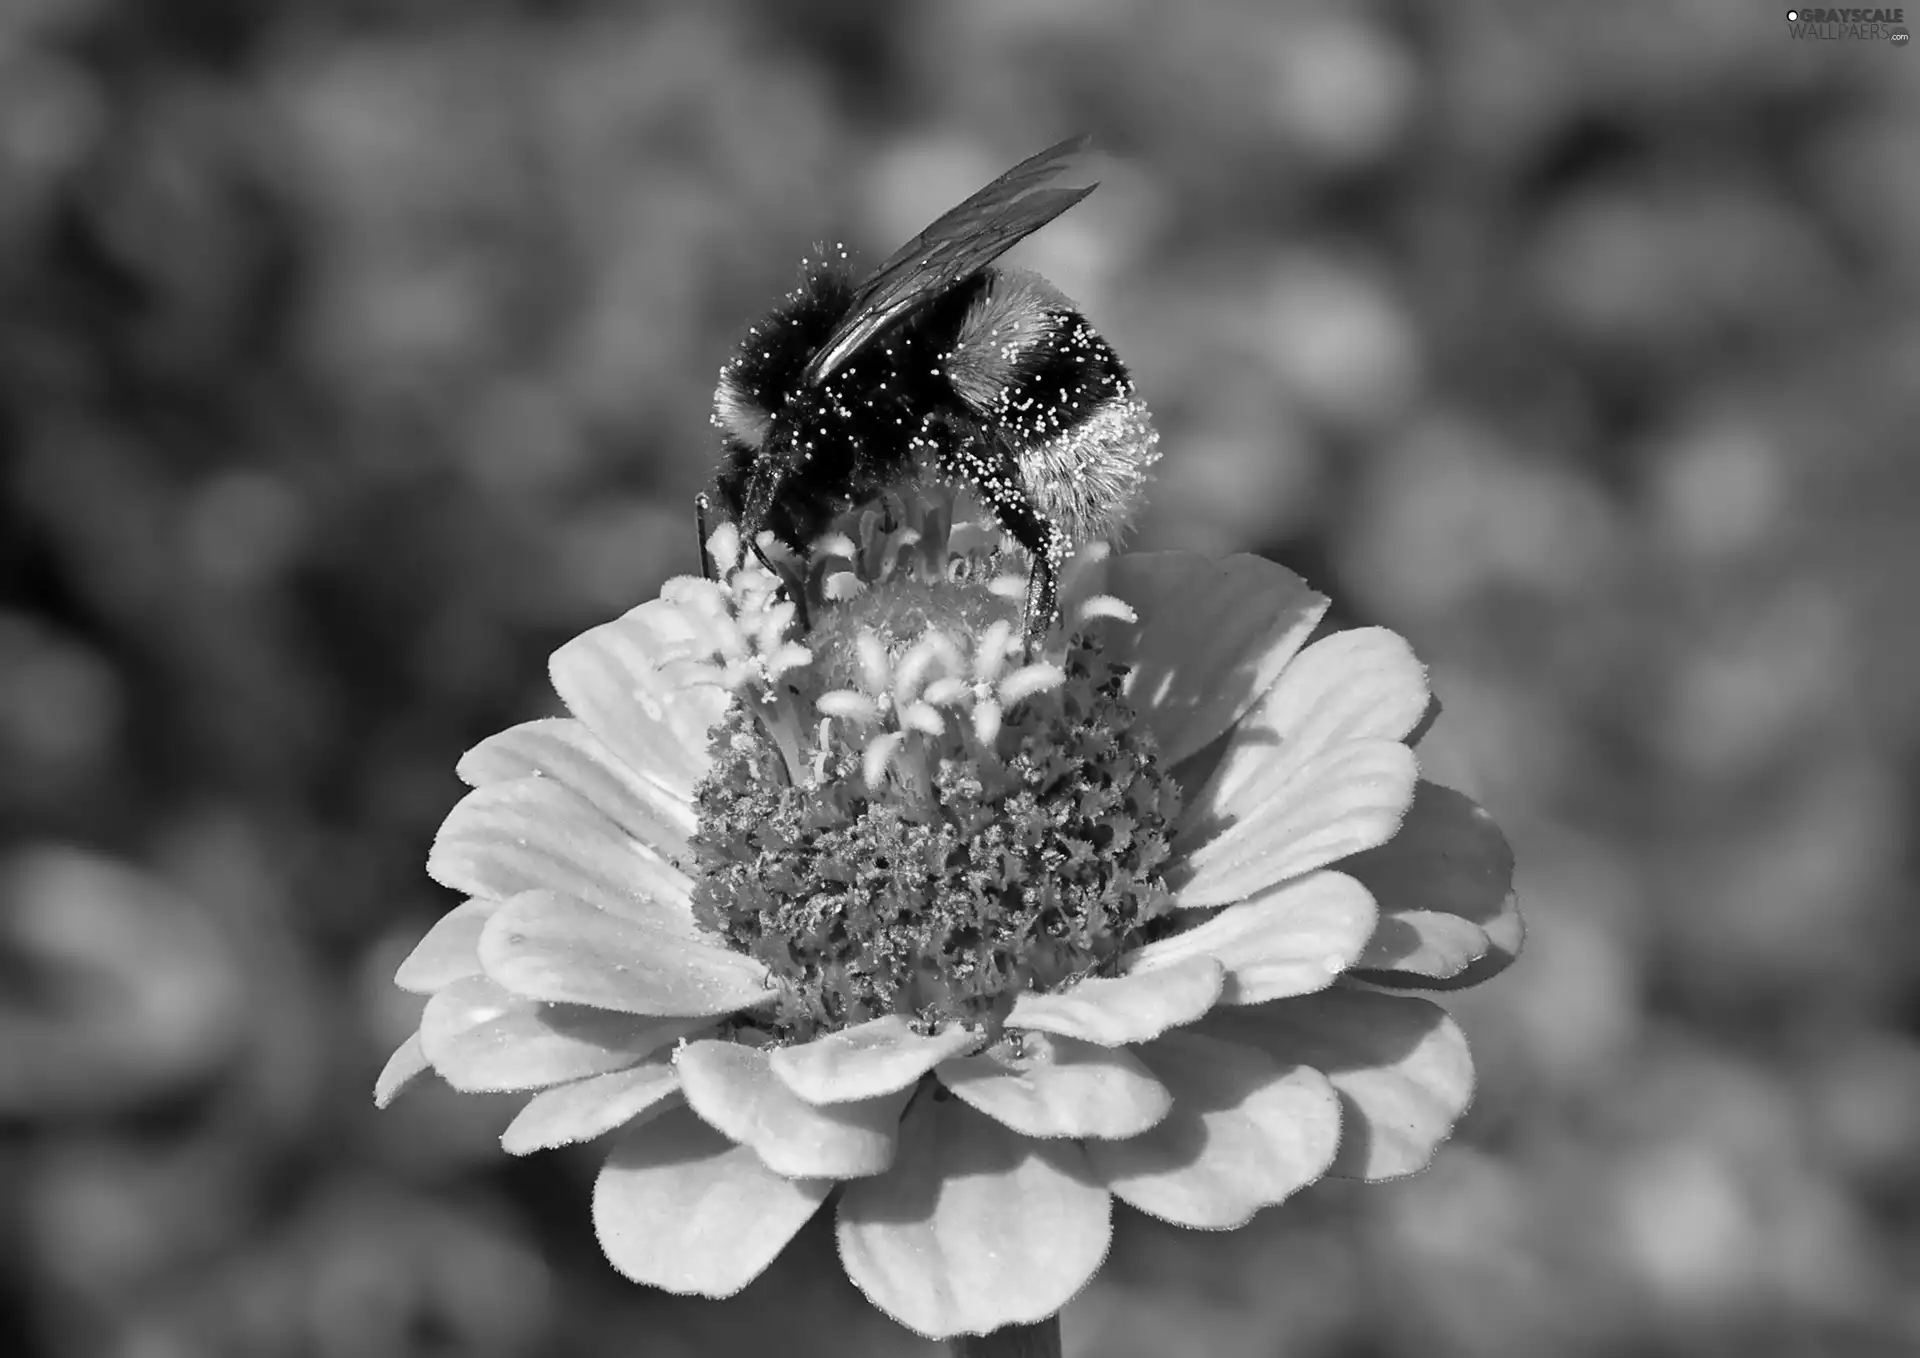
[709, 138, 1159, 644]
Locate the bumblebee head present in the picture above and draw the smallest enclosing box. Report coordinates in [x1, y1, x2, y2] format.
[735, 388, 829, 537]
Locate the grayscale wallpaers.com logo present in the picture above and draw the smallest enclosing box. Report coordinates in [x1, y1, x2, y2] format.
[1785, 7, 1910, 41]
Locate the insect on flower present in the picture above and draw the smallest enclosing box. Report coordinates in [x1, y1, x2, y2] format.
[379, 138, 1523, 1348]
[707, 135, 1159, 650]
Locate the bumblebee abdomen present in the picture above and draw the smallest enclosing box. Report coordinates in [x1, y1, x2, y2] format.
[948, 268, 1160, 545]
[1010, 391, 1159, 548]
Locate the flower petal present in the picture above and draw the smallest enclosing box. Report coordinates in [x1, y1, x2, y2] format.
[1096, 552, 1328, 766]
[1004, 955, 1224, 1046]
[393, 899, 497, 995]
[1343, 780, 1522, 988]
[1085, 1029, 1340, 1229]
[594, 1104, 830, 1298]
[1356, 781, 1513, 922]
[675, 1040, 909, 1180]
[1126, 871, 1377, 1003]
[769, 1017, 982, 1105]
[836, 1096, 1111, 1340]
[373, 1032, 429, 1108]
[1182, 627, 1428, 834]
[550, 607, 727, 801]
[1369, 925, 1524, 993]
[937, 1033, 1171, 1139]
[456, 717, 696, 863]
[1205, 989, 1474, 1180]
[1171, 741, 1417, 908]
[418, 975, 694, 1092]
[478, 890, 771, 1019]
[1354, 909, 1491, 981]
[429, 777, 698, 934]
[500, 1059, 680, 1155]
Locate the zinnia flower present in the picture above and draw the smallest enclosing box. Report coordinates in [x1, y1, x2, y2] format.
[377, 489, 1519, 1342]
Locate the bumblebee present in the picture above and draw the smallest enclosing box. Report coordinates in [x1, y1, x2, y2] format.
[707, 136, 1159, 647]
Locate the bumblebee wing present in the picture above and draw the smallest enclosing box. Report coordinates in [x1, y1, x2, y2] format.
[801, 135, 1096, 387]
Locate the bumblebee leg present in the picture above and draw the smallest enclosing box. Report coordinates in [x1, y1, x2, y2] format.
[929, 416, 1063, 653]
[1021, 533, 1066, 654]
[695, 493, 713, 581]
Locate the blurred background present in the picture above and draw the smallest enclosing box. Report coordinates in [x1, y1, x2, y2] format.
[3, 1, 1917, 1355]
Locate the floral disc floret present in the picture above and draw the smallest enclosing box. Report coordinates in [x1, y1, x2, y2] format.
[690, 516, 1181, 1042]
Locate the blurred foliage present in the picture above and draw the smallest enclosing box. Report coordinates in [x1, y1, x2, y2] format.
[3, 1, 1918, 1355]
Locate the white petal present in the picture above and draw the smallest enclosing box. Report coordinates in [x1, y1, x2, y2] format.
[393, 899, 497, 995]
[1095, 552, 1329, 767]
[1205, 989, 1474, 1180]
[417, 975, 693, 1093]
[937, 1033, 1171, 1139]
[477, 890, 770, 1018]
[1004, 956, 1224, 1046]
[1173, 741, 1417, 908]
[1126, 871, 1377, 1003]
[1343, 780, 1521, 988]
[675, 1040, 909, 1180]
[549, 607, 726, 802]
[428, 777, 698, 934]
[836, 1097, 1111, 1340]
[594, 1105, 830, 1298]
[1086, 1030, 1341, 1229]
[1355, 909, 1491, 981]
[1184, 627, 1427, 833]
[373, 1032, 430, 1108]
[769, 1017, 982, 1105]
[455, 717, 696, 861]
[501, 1060, 680, 1155]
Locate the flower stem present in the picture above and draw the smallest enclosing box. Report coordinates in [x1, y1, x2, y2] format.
[947, 1317, 1061, 1358]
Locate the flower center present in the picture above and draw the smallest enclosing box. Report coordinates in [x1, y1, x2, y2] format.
[684, 500, 1180, 1043]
